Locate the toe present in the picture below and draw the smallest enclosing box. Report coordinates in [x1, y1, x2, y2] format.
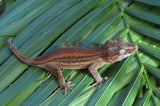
[92, 77, 108, 87]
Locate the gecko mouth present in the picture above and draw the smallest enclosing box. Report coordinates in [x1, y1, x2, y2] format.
[133, 44, 138, 52]
[127, 44, 138, 54]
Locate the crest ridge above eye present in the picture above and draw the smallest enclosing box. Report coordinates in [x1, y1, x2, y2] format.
[118, 38, 125, 43]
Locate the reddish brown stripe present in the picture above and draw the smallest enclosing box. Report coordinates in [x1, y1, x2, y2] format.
[33, 48, 105, 64]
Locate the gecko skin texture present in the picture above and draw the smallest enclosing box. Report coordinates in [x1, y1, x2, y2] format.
[7, 37, 138, 95]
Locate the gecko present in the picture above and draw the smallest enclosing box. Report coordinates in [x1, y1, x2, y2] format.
[7, 37, 138, 95]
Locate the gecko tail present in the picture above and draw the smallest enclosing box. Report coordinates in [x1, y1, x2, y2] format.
[7, 37, 35, 65]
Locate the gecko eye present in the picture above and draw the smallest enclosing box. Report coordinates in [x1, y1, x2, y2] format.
[119, 49, 125, 55]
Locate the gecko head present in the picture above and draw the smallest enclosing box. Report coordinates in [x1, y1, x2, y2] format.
[101, 38, 138, 63]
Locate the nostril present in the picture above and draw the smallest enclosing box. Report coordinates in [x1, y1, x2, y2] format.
[135, 44, 138, 50]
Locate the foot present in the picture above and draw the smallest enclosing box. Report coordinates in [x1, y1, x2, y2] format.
[65, 40, 83, 47]
[92, 77, 108, 87]
[89, 43, 99, 48]
[55, 81, 75, 95]
[75, 40, 83, 47]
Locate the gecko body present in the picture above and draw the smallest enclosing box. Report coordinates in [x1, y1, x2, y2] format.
[7, 37, 138, 94]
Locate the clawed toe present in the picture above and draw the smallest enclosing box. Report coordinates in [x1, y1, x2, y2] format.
[92, 77, 108, 87]
[64, 83, 75, 95]
[55, 82, 75, 95]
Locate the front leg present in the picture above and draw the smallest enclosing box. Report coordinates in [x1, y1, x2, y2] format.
[89, 62, 108, 87]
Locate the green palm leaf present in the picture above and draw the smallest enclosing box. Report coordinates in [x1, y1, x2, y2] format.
[0, 0, 160, 105]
